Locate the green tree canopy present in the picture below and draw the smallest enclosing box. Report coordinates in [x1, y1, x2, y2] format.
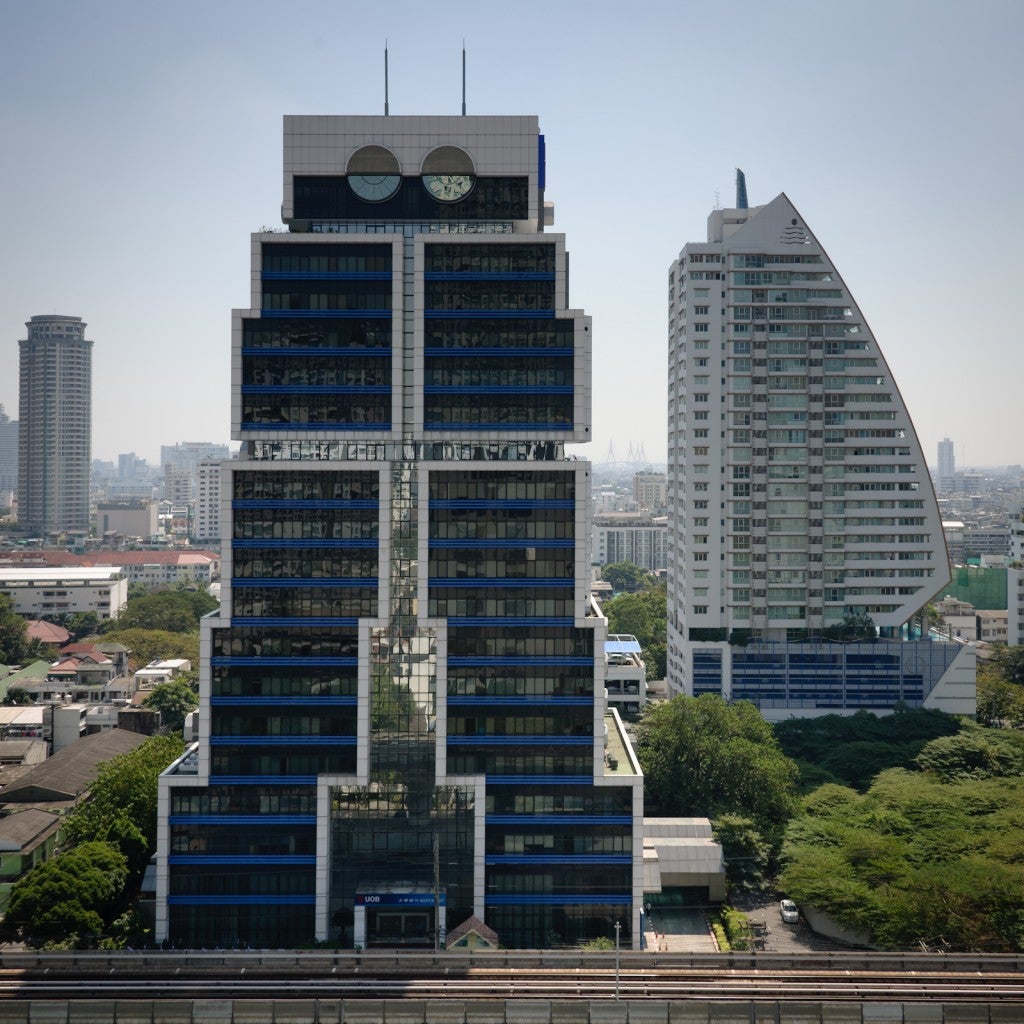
[604, 581, 667, 680]
[3, 841, 128, 947]
[141, 678, 199, 734]
[992, 645, 1024, 686]
[601, 561, 653, 593]
[635, 694, 798, 840]
[821, 609, 878, 642]
[711, 814, 773, 890]
[0, 594, 31, 664]
[63, 733, 186, 874]
[780, 765, 1024, 950]
[114, 590, 217, 633]
[774, 707, 961, 792]
[98, 627, 199, 669]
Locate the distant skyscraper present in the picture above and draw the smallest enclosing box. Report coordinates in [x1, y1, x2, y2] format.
[937, 437, 956, 493]
[666, 191, 973, 717]
[17, 315, 92, 535]
[161, 442, 231, 502]
[0, 405, 18, 503]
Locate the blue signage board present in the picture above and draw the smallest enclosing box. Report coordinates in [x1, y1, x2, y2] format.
[355, 892, 445, 907]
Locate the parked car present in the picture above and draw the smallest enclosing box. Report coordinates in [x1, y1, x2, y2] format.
[779, 898, 799, 924]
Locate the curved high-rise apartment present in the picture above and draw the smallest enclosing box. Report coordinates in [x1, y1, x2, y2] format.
[17, 315, 92, 536]
[667, 187, 974, 718]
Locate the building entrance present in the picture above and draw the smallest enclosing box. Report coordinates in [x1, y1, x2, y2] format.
[354, 889, 445, 949]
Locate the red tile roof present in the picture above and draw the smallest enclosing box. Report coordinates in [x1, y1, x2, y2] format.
[26, 621, 72, 644]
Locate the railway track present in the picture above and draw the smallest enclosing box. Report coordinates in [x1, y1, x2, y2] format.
[1, 960, 1023, 1002]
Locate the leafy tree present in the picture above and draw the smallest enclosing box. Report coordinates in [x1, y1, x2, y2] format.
[601, 561, 653, 593]
[99, 627, 199, 669]
[3, 842, 128, 947]
[780, 765, 1024, 950]
[604, 581, 667, 680]
[774, 707, 961, 791]
[992, 645, 1024, 687]
[3, 686, 34, 706]
[821, 609, 877, 642]
[712, 814, 773, 890]
[635, 695, 798, 843]
[975, 666, 1024, 728]
[913, 726, 1024, 782]
[63, 733, 186, 874]
[0, 593, 31, 664]
[115, 592, 210, 633]
[141, 678, 199, 733]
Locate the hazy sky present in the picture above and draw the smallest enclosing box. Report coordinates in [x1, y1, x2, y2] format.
[2, 0, 1021, 469]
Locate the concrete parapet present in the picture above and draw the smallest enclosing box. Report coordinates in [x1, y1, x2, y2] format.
[0, 999, 1022, 1023]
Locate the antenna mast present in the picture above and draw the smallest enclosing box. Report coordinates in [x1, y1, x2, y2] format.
[384, 41, 390, 115]
[461, 43, 467, 115]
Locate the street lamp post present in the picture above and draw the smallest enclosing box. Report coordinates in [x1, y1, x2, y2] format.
[614, 919, 621, 1000]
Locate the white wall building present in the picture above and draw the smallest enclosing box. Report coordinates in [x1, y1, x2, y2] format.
[593, 512, 668, 571]
[0, 566, 127, 621]
[666, 182, 969, 716]
[194, 459, 223, 544]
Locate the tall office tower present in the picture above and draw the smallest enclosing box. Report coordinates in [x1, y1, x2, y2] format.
[667, 188, 974, 718]
[937, 437, 956, 493]
[156, 115, 643, 950]
[17, 315, 92, 535]
[0, 405, 18, 504]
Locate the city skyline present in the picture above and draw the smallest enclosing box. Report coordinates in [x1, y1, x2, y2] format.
[2, 1, 1023, 467]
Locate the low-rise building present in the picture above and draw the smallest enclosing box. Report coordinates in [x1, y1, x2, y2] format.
[0, 567, 127, 621]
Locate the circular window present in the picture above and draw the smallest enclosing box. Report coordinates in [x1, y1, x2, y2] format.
[421, 146, 475, 203]
[347, 145, 401, 202]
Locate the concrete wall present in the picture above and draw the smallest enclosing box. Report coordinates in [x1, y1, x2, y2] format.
[0, 1000, 1016, 1024]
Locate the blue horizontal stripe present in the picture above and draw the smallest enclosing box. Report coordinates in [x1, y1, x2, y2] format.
[262, 271, 392, 280]
[430, 539, 574, 549]
[424, 272, 555, 281]
[447, 697, 593, 707]
[424, 386, 572, 395]
[486, 856, 631, 866]
[210, 736, 356, 746]
[232, 539, 378, 549]
[429, 579, 571, 588]
[230, 618, 361, 627]
[486, 776, 593, 785]
[447, 617, 577, 628]
[211, 697, 357, 707]
[486, 816, 632, 826]
[169, 855, 317, 866]
[233, 499, 378, 509]
[243, 385, 391, 395]
[209, 776, 318, 785]
[241, 422, 390, 431]
[231, 578, 377, 588]
[448, 657, 593, 667]
[170, 816, 317, 826]
[167, 896, 316, 906]
[456, 738, 595, 752]
[425, 348, 572, 357]
[262, 310, 391, 319]
[424, 424, 572, 432]
[425, 310, 555, 319]
[211, 657, 357, 667]
[430, 500, 574, 509]
[242, 347, 391, 357]
[485, 895, 632, 906]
